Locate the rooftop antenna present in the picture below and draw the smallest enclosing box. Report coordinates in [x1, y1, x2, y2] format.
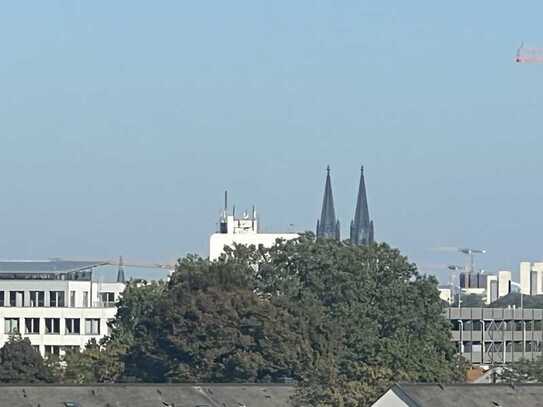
[224, 190, 228, 214]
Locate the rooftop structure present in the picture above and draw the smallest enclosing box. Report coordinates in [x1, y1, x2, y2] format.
[0, 384, 294, 407]
[209, 193, 298, 260]
[373, 383, 543, 407]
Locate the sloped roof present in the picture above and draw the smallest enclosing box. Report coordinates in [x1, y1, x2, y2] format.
[387, 383, 543, 407]
[0, 384, 294, 407]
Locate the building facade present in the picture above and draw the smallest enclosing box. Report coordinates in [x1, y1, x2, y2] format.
[209, 200, 298, 261]
[520, 261, 543, 295]
[445, 307, 543, 366]
[0, 261, 125, 357]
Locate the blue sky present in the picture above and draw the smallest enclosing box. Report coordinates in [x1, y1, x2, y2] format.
[1, 1, 543, 282]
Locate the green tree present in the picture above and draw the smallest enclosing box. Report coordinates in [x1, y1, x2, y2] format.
[249, 234, 465, 406]
[63, 280, 166, 384]
[123, 255, 312, 383]
[0, 335, 54, 383]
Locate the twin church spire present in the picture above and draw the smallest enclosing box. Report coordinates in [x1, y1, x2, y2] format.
[316, 166, 374, 245]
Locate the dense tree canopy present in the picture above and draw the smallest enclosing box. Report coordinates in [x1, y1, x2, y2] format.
[61, 234, 464, 406]
[0, 335, 54, 383]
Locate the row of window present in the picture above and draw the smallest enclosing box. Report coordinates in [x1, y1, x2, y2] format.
[0, 290, 115, 307]
[451, 320, 543, 331]
[4, 317, 101, 335]
[31, 345, 81, 357]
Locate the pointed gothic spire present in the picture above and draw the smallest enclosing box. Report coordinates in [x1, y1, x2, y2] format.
[316, 166, 340, 240]
[117, 256, 126, 283]
[350, 166, 374, 245]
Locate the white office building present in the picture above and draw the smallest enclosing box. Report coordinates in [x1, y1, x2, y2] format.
[520, 261, 543, 296]
[0, 260, 125, 357]
[209, 199, 298, 260]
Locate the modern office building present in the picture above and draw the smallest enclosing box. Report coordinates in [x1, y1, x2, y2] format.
[209, 194, 298, 261]
[520, 261, 543, 295]
[0, 260, 125, 357]
[445, 307, 543, 366]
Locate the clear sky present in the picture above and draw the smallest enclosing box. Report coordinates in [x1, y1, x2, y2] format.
[1, 1, 543, 282]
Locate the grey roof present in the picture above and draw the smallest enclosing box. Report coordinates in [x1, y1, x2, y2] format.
[350, 166, 373, 245]
[0, 260, 105, 273]
[0, 384, 294, 407]
[316, 166, 340, 240]
[388, 383, 543, 407]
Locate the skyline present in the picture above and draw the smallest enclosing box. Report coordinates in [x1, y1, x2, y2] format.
[2, 2, 543, 282]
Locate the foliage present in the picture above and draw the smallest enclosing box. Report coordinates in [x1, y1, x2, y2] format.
[498, 356, 543, 383]
[490, 293, 543, 309]
[61, 234, 464, 406]
[455, 293, 486, 308]
[63, 280, 166, 383]
[0, 335, 54, 383]
[123, 255, 312, 383]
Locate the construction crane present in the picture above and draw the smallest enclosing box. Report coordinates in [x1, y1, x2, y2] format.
[515, 42, 543, 63]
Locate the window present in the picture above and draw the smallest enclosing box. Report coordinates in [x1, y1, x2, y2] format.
[65, 318, 80, 335]
[29, 291, 45, 307]
[32, 345, 40, 353]
[9, 291, 24, 307]
[44, 345, 60, 357]
[4, 318, 19, 334]
[82, 291, 89, 307]
[24, 318, 40, 334]
[100, 292, 115, 305]
[45, 318, 60, 334]
[70, 290, 76, 307]
[49, 291, 65, 307]
[0, 291, 4, 307]
[85, 318, 100, 335]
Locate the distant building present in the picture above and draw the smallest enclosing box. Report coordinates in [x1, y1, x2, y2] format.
[0, 260, 125, 358]
[445, 307, 543, 366]
[438, 286, 453, 304]
[209, 195, 298, 261]
[520, 261, 543, 295]
[485, 271, 511, 304]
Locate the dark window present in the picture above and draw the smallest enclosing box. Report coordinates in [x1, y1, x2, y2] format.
[45, 318, 60, 334]
[49, 291, 65, 307]
[65, 318, 80, 335]
[0, 291, 4, 307]
[9, 291, 24, 307]
[24, 318, 40, 334]
[44, 345, 60, 357]
[30, 291, 45, 307]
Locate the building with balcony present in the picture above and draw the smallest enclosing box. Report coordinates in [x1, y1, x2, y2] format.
[0, 260, 125, 357]
[445, 307, 543, 366]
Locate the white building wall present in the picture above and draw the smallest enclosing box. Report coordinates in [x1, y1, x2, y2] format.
[497, 270, 512, 298]
[519, 262, 543, 295]
[209, 232, 299, 261]
[0, 279, 125, 357]
[371, 390, 408, 407]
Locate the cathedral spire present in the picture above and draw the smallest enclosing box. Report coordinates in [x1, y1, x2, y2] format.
[350, 166, 374, 245]
[117, 256, 126, 283]
[317, 166, 340, 240]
